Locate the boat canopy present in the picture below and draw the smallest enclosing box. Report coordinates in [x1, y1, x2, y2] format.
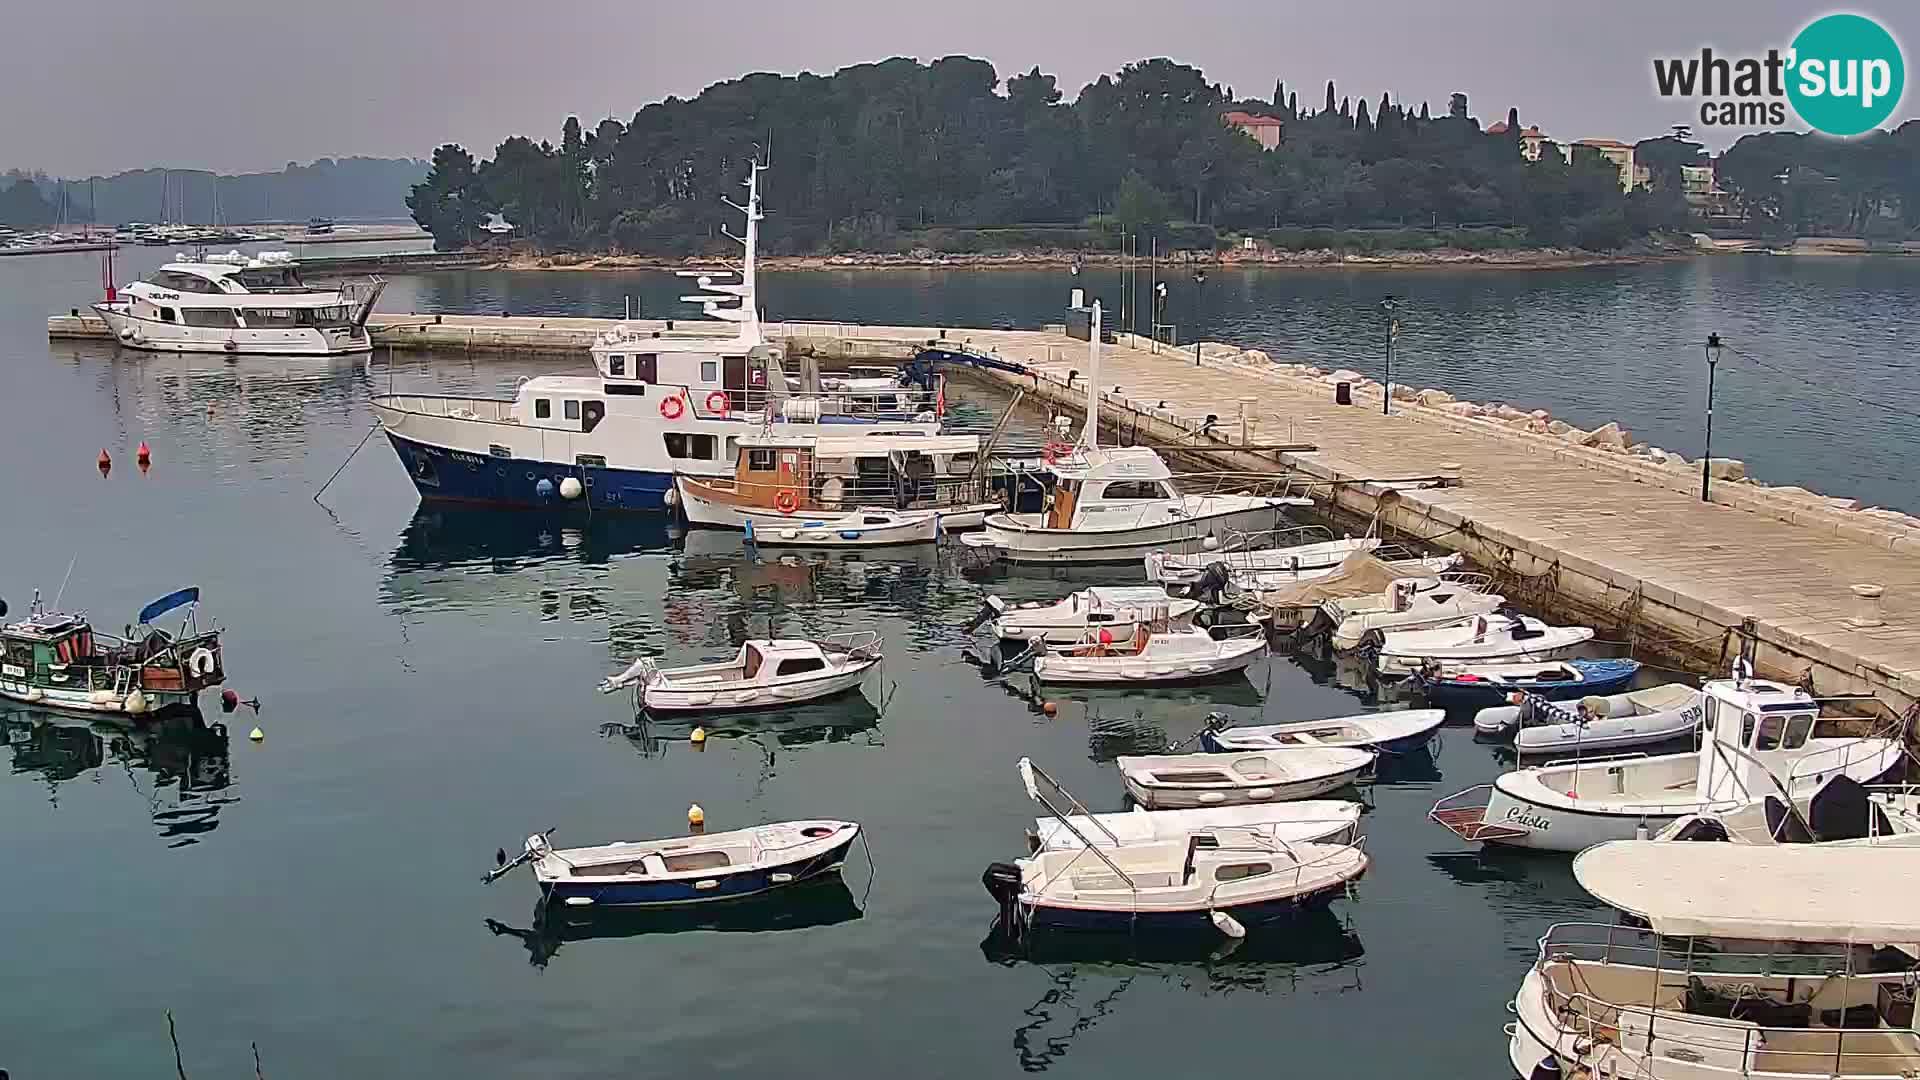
[1573, 841, 1920, 942]
[1254, 551, 1417, 607]
[774, 434, 979, 457]
[137, 587, 200, 625]
[1052, 447, 1173, 482]
[1086, 586, 1183, 607]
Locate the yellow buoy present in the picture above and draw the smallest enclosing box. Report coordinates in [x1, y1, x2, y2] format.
[687, 803, 706, 832]
[690, 726, 707, 744]
[248, 726, 264, 742]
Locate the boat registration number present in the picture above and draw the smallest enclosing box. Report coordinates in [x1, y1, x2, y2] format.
[0, 664, 24, 678]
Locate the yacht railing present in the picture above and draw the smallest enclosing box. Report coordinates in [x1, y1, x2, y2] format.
[1201, 833, 1366, 913]
[1539, 922, 1880, 977]
[821, 631, 882, 659]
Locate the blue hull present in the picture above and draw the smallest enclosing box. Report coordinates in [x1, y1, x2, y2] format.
[1024, 878, 1349, 933]
[1419, 659, 1641, 710]
[386, 433, 675, 512]
[540, 834, 857, 908]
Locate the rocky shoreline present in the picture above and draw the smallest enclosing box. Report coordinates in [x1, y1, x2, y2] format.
[483, 245, 1685, 274]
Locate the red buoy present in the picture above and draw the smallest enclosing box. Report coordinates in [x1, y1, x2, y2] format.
[137, 441, 151, 463]
[97, 449, 111, 475]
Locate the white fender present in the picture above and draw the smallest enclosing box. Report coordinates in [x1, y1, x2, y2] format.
[188, 648, 218, 677]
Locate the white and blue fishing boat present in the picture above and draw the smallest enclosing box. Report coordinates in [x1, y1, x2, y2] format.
[485, 820, 863, 908]
[0, 588, 224, 719]
[1202, 708, 1446, 756]
[1417, 657, 1641, 710]
[371, 163, 942, 513]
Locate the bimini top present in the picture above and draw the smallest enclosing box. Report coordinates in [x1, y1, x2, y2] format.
[741, 433, 979, 458]
[1574, 840, 1920, 942]
[1052, 446, 1173, 483]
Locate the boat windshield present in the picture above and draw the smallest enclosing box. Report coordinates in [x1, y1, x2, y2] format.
[233, 266, 305, 291]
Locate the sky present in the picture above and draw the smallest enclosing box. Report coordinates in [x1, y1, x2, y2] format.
[7, 0, 1918, 177]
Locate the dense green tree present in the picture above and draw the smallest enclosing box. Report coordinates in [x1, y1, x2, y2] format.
[0, 180, 55, 225]
[405, 145, 494, 250]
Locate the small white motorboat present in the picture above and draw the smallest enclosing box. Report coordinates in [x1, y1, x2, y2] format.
[485, 819, 864, 908]
[1324, 574, 1504, 650]
[600, 634, 881, 714]
[1373, 613, 1594, 676]
[1657, 774, 1920, 846]
[1227, 554, 1462, 599]
[1430, 670, 1905, 852]
[979, 586, 1200, 644]
[1118, 748, 1375, 808]
[1144, 527, 1377, 588]
[1029, 803, 1363, 851]
[1472, 683, 1704, 753]
[1204, 709, 1446, 756]
[1032, 625, 1266, 685]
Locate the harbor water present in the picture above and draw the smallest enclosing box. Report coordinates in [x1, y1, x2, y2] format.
[1, 247, 1911, 1077]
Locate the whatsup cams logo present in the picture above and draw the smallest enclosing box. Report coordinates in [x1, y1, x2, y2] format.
[1653, 12, 1905, 136]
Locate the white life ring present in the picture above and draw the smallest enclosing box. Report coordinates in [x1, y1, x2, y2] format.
[188, 647, 218, 677]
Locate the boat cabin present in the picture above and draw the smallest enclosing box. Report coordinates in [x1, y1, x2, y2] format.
[1040, 447, 1185, 530]
[1, 611, 98, 676]
[692, 432, 981, 512]
[118, 251, 367, 332]
[1695, 676, 1826, 802]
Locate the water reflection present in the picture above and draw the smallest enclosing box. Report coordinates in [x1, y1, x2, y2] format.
[392, 506, 678, 568]
[3, 709, 234, 846]
[602, 695, 883, 758]
[1424, 850, 1608, 960]
[981, 909, 1366, 1072]
[483, 877, 864, 969]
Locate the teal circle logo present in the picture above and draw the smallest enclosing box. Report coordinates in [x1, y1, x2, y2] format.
[1787, 13, 1904, 136]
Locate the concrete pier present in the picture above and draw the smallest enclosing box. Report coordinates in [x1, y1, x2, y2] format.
[45, 310, 1920, 712]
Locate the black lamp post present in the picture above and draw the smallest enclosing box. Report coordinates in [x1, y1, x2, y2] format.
[1192, 266, 1207, 366]
[1382, 295, 1400, 415]
[1701, 332, 1723, 502]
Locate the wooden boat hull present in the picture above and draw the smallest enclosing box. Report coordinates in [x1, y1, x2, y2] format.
[1020, 874, 1353, 933]
[1034, 637, 1264, 685]
[1204, 709, 1446, 756]
[1421, 658, 1641, 710]
[539, 832, 859, 909]
[1122, 763, 1369, 809]
[1033, 803, 1364, 851]
[641, 657, 878, 714]
[972, 503, 1298, 565]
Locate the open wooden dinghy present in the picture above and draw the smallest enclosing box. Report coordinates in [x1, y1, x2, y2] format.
[1203, 709, 1446, 756]
[600, 633, 881, 714]
[486, 820, 864, 908]
[1118, 748, 1374, 808]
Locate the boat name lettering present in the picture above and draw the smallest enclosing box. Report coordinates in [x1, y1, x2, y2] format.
[1681, 704, 1704, 723]
[0, 664, 22, 677]
[1502, 807, 1553, 831]
[150, 291, 180, 300]
[448, 451, 486, 467]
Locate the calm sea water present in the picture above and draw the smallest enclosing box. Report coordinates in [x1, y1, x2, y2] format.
[0, 246, 1906, 1078]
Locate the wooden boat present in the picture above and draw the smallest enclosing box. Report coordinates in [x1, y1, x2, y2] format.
[984, 835, 1367, 935]
[1239, 549, 1463, 631]
[743, 508, 941, 547]
[485, 820, 862, 908]
[1372, 613, 1594, 676]
[0, 588, 224, 718]
[599, 634, 881, 714]
[1473, 683, 1704, 753]
[1429, 672, 1904, 852]
[1029, 802, 1364, 851]
[1032, 624, 1266, 686]
[674, 430, 1000, 539]
[1204, 708, 1446, 756]
[1143, 527, 1377, 588]
[981, 586, 1201, 644]
[1423, 657, 1641, 711]
[1224, 554, 1462, 601]
[987, 758, 1367, 937]
[1118, 748, 1374, 808]
[1324, 573, 1504, 650]
[1510, 843, 1920, 1080]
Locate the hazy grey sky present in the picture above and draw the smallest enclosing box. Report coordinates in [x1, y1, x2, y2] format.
[7, 0, 1915, 176]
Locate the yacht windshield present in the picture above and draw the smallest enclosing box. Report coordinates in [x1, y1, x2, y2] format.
[234, 267, 305, 291]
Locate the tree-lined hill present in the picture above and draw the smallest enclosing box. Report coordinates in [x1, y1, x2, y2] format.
[0, 157, 427, 227]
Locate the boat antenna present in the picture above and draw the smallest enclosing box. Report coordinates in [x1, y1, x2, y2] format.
[1078, 300, 1102, 450]
[51, 554, 78, 610]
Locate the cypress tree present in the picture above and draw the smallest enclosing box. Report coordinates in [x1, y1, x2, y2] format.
[1324, 81, 1336, 115]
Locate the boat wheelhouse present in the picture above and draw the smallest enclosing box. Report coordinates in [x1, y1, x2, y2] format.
[94, 250, 383, 355]
[371, 163, 941, 513]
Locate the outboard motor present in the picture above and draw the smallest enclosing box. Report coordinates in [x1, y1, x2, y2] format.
[982, 862, 1024, 919]
[1528, 1056, 1564, 1080]
[1193, 561, 1232, 606]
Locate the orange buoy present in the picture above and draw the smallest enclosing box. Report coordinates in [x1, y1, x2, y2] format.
[1042, 701, 1058, 717]
[97, 449, 111, 475]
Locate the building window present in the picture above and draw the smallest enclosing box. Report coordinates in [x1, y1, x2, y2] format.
[564, 400, 581, 421]
[534, 399, 551, 419]
[608, 354, 626, 376]
[701, 360, 719, 383]
[747, 449, 778, 471]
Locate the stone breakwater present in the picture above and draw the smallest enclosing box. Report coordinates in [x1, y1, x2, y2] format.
[1180, 341, 1920, 554]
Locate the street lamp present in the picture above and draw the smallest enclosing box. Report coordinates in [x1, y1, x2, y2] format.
[1192, 266, 1207, 367]
[1381, 295, 1400, 415]
[1701, 332, 1723, 502]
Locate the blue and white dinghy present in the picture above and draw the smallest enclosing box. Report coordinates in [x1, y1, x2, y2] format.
[485, 820, 864, 908]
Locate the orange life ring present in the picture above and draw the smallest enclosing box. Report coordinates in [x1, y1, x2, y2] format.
[775, 490, 799, 514]
[706, 391, 731, 416]
[660, 395, 685, 420]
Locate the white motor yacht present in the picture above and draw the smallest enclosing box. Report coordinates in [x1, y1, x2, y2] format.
[95, 250, 383, 355]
